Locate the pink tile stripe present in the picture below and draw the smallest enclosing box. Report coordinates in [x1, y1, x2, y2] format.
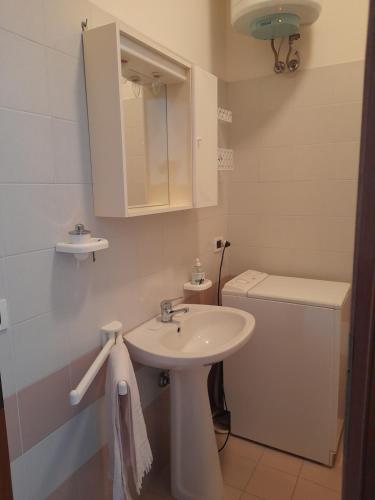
[47, 389, 170, 500]
[4, 346, 119, 460]
[3, 394, 22, 461]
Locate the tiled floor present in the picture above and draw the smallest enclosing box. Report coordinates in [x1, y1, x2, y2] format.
[141, 435, 343, 500]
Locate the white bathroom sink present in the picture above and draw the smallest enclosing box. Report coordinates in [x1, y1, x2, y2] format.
[125, 303, 255, 500]
[125, 304, 255, 370]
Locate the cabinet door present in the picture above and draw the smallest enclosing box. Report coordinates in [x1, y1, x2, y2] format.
[192, 66, 218, 207]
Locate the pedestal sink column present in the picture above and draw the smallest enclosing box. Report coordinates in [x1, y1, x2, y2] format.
[170, 366, 223, 500]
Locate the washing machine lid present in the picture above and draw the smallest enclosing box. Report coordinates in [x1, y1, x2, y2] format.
[222, 270, 269, 296]
[247, 274, 351, 309]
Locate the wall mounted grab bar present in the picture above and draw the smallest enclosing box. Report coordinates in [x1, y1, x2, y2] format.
[69, 321, 127, 406]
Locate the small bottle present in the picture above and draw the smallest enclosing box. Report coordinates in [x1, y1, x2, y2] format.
[191, 258, 205, 285]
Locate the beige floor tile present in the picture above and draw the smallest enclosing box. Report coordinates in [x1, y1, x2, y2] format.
[300, 459, 342, 492]
[224, 436, 266, 462]
[292, 478, 340, 500]
[221, 451, 258, 490]
[224, 483, 243, 500]
[246, 464, 297, 500]
[259, 448, 303, 476]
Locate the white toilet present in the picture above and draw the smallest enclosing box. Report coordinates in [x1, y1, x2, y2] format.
[222, 270, 351, 466]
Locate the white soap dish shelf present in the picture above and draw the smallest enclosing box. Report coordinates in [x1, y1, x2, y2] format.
[56, 224, 109, 261]
[184, 279, 213, 292]
[56, 238, 109, 254]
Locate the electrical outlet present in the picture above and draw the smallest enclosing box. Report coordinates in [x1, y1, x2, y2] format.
[0, 299, 9, 332]
[213, 236, 224, 253]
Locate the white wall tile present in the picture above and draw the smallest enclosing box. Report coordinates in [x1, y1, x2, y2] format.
[0, 258, 17, 396]
[134, 216, 165, 278]
[230, 148, 260, 182]
[4, 249, 55, 324]
[289, 249, 354, 282]
[43, 0, 89, 58]
[0, 258, 5, 296]
[0, 204, 6, 257]
[260, 102, 362, 147]
[0, 108, 54, 183]
[46, 48, 87, 121]
[0, 0, 45, 44]
[319, 180, 358, 217]
[53, 183, 95, 242]
[0, 29, 49, 114]
[0, 185, 58, 255]
[12, 313, 71, 391]
[52, 117, 92, 183]
[331, 61, 365, 104]
[228, 182, 262, 214]
[229, 245, 294, 277]
[11, 398, 106, 500]
[258, 146, 296, 182]
[227, 61, 362, 281]
[0, 184, 94, 255]
[293, 216, 356, 253]
[292, 142, 360, 181]
[0, 331, 17, 397]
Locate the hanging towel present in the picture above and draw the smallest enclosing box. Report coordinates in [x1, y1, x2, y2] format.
[106, 337, 153, 500]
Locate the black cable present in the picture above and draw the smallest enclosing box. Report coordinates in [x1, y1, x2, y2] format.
[217, 240, 230, 306]
[215, 240, 231, 452]
[217, 388, 230, 452]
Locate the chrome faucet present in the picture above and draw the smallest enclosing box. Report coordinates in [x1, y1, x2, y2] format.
[160, 299, 189, 323]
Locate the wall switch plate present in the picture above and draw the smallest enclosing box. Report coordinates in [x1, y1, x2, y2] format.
[0, 299, 9, 332]
[213, 236, 224, 253]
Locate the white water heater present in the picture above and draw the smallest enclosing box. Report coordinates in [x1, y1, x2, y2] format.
[231, 0, 321, 39]
[231, 0, 321, 72]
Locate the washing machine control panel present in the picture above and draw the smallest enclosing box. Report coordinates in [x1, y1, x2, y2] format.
[223, 270, 269, 296]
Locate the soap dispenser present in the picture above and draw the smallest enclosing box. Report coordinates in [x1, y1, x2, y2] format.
[191, 258, 205, 285]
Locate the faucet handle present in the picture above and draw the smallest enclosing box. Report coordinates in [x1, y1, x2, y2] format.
[160, 297, 182, 310]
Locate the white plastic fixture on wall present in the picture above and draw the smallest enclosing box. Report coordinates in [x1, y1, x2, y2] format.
[217, 107, 233, 123]
[56, 223, 109, 262]
[56, 238, 109, 261]
[218, 148, 234, 171]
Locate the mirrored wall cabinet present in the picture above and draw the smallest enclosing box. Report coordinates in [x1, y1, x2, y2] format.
[83, 22, 218, 217]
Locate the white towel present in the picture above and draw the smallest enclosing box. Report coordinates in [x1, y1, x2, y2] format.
[106, 338, 153, 500]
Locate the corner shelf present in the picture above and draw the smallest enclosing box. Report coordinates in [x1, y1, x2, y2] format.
[184, 279, 213, 292]
[217, 107, 232, 123]
[218, 148, 234, 171]
[217, 106, 234, 170]
[56, 238, 109, 261]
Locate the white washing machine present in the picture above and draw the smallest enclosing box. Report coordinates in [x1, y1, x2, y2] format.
[222, 270, 351, 466]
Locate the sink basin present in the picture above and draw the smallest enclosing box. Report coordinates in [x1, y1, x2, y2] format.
[125, 303, 255, 500]
[125, 304, 254, 370]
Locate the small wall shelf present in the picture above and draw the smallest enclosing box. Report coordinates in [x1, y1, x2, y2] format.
[217, 107, 232, 123]
[56, 238, 109, 254]
[56, 238, 109, 261]
[184, 279, 213, 292]
[218, 148, 234, 171]
[56, 224, 109, 261]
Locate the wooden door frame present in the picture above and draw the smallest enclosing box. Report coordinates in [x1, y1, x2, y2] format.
[343, 1, 375, 498]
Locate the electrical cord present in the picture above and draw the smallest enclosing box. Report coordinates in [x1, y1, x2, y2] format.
[217, 240, 231, 307]
[215, 240, 231, 452]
